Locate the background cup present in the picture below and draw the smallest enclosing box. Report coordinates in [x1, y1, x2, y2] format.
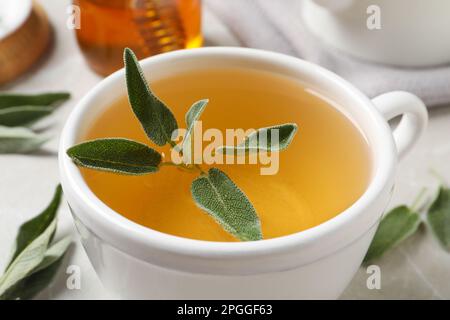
[302, 0, 450, 67]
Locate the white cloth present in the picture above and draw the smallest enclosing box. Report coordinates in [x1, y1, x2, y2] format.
[206, 0, 450, 106]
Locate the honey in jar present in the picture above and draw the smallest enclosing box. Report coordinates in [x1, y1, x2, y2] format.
[74, 0, 202, 76]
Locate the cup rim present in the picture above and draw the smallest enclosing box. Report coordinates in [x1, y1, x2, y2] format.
[59, 47, 396, 264]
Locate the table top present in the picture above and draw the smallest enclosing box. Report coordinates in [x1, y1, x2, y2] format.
[1, 0, 449, 300]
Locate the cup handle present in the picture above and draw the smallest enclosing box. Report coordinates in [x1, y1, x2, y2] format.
[372, 91, 428, 160]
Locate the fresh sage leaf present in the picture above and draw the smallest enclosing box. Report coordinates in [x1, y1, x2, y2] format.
[30, 236, 71, 274]
[182, 99, 209, 159]
[6, 185, 62, 270]
[67, 138, 162, 175]
[363, 206, 421, 264]
[185, 99, 209, 130]
[217, 123, 298, 154]
[0, 236, 71, 300]
[124, 48, 178, 146]
[0, 106, 54, 127]
[0, 185, 69, 300]
[0, 220, 57, 297]
[427, 186, 450, 250]
[0, 126, 48, 154]
[191, 168, 262, 241]
[0, 92, 70, 109]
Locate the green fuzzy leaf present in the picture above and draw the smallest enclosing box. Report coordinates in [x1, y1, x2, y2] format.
[0, 220, 57, 297]
[191, 168, 263, 241]
[6, 185, 62, 270]
[67, 138, 162, 175]
[427, 186, 450, 250]
[0, 236, 71, 300]
[0, 106, 54, 127]
[124, 48, 178, 146]
[0, 92, 70, 109]
[363, 206, 421, 264]
[29, 236, 71, 274]
[217, 123, 298, 155]
[0, 126, 49, 154]
[182, 99, 209, 159]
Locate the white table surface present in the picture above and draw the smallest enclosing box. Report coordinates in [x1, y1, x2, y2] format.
[1, 0, 449, 300]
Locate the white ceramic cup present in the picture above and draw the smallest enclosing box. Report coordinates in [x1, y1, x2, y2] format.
[302, 0, 450, 67]
[59, 47, 428, 299]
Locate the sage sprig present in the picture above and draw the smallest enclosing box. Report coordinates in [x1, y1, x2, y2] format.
[0, 126, 49, 154]
[364, 183, 450, 264]
[0, 185, 71, 300]
[192, 168, 263, 241]
[0, 92, 70, 109]
[0, 92, 70, 154]
[67, 138, 162, 175]
[363, 206, 421, 264]
[0, 106, 54, 127]
[217, 124, 298, 154]
[67, 48, 298, 241]
[427, 187, 450, 250]
[182, 99, 209, 158]
[124, 49, 178, 146]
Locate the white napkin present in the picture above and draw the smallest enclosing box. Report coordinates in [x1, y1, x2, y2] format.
[205, 0, 450, 107]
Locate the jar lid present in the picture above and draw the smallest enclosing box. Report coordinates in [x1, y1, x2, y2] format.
[0, 0, 32, 40]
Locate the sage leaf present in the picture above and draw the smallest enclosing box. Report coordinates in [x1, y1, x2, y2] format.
[0, 220, 57, 297]
[363, 206, 421, 264]
[31, 236, 71, 274]
[0, 236, 71, 300]
[0, 106, 54, 127]
[217, 123, 298, 154]
[0, 126, 48, 154]
[67, 138, 162, 175]
[182, 99, 209, 158]
[0, 92, 70, 109]
[191, 168, 262, 241]
[427, 187, 450, 250]
[6, 185, 62, 270]
[124, 48, 178, 146]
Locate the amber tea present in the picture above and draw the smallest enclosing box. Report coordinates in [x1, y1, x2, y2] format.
[80, 68, 371, 242]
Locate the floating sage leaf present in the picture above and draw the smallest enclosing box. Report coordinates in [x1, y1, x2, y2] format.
[124, 48, 178, 146]
[427, 186, 450, 250]
[67, 138, 162, 175]
[0, 126, 49, 154]
[0, 92, 70, 109]
[191, 168, 262, 241]
[217, 123, 298, 154]
[0, 220, 57, 297]
[0, 236, 71, 300]
[363, 206, 421, 264]
[0, 106, 54, 127]
[182, 99, 209, 159]
[6, 185, 62, 270]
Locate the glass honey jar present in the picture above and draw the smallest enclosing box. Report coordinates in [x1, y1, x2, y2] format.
[73, 0, 202, 76]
